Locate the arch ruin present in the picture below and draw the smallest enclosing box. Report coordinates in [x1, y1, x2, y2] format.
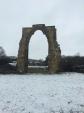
[17, 24, 61, 73]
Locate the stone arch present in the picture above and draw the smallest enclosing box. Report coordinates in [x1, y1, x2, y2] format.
[17, 24, 61, 73]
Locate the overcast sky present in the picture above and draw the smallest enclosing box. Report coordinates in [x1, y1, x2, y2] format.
[0, 0, 84, 59]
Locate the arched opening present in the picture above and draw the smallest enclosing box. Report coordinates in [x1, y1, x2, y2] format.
[28, 30, 48, 68]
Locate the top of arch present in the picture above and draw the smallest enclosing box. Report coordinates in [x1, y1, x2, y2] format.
[22, 24, 56, 30]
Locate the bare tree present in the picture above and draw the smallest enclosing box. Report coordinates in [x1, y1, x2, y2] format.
[0, 46, 6, 57]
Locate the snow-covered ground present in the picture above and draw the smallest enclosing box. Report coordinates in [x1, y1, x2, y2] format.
[0, 73, 84, 113]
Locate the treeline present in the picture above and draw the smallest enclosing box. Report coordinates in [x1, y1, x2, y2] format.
[0, 55, 84, 73]
[0, 46, 84, 73]
[0, 47, 17, 73]
[61, 56, 84, 72]
[0, 56, 16, 65]
[45, 55, 84, 73]
[0, 46, 16, 65]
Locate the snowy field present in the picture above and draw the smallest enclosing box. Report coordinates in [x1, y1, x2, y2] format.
[0, 73, 84, 113]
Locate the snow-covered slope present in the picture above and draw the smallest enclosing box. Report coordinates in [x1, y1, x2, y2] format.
[0, 73, 84, 113]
